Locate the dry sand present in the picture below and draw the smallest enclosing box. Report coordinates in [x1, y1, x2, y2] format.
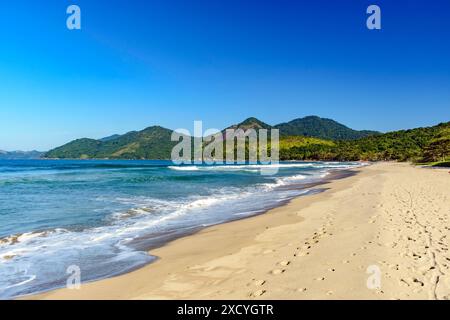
[31, 162, 450, 300]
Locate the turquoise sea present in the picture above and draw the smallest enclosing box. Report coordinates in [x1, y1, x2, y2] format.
[0, 159, 362, 298]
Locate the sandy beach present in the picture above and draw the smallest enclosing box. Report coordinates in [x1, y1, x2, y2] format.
[30, 162, 450, 300]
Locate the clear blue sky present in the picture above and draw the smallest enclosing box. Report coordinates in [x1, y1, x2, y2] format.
[0, 0, 449, 151]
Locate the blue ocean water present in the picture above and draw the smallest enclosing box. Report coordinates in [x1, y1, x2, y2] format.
[0, 159, 362, 298]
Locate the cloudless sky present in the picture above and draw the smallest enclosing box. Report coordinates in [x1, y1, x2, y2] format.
[0, 0, 449, 150]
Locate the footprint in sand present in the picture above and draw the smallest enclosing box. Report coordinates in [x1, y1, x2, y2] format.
[388, 264, 400, 271]
[251, 289, 266, 297]
[411, 278, 424, 287]
[271, 269, 285, 275]
[399, 279, 410, 286]
[297, 288, 307, 292]
[254, 280, 266, 286]
[315, 277, 325, 281]
[326, 290, 333, 296]
[279, 261, 290, 266]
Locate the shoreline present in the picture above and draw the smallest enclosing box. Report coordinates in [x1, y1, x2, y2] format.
[29, 162, 450, 299]
[132, 168, 357, 252]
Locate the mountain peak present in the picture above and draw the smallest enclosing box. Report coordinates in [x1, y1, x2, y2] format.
[302, 115, 321, 120]
[228, 117, 272, 131]
[274, 116, 380, 140]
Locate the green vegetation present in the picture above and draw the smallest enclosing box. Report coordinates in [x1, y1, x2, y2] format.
[44, 117, 449, 163]
[226, 117, 272, 131]
[432, 162, 450, 168]
[280, 122, 450, 163]
[275, 116, 380, 140]
[422, 128, 450, 163]
[416, 161, 450, 168]
[279, 136, 335, 149]
[45, 126, 176, 159]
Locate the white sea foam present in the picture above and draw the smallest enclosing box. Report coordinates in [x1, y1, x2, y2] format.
[168, 166, 200, 171]
[4, 275, 36, 289]
[167, 162, 363, 172]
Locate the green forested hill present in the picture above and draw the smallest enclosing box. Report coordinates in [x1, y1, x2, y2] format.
[44, 118, 449, 164]
[274, 116, 380, 140]
[228, 116, 380, 140]
[45, 126, 177, 159]
[280, 121, 450, 163]
[45, 116, 372, 159]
